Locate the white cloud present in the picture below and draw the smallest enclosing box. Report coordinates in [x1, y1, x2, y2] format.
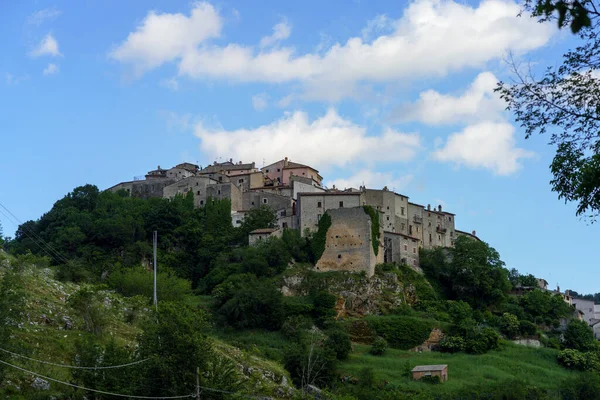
[361, 14, 395, 40]
[109, 2, 222, 75]
[431, 121, 535, 175]
[327, 170, 413, 192]
[43, 63, 59, 76]
[111, 0, 554, 100]
[30, 34, 61, 57]
[393, 72, 505, 124]
[159, 110, 192, 132]
[252, 93, 269, 111]
[160, 77, 179, 91]
[195, 109, 421, 168]
[5, 73, 29, 85]
[276, 94, 293, 108]
[260, 20, 291, 48]
[27, 8, 61, 26]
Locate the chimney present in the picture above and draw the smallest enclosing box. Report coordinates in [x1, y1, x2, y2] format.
[438, 205, 442, 212]
[230, 158, 233, 163]
[427, 204, 431, 210]
[332, 184, 336, 190]
[472, 230, 476, 236]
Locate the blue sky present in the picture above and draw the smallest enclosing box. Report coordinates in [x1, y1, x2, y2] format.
[1, 0, 598, 293]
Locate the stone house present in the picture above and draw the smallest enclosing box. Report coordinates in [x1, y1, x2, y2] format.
[107, 179, 176, 199]
[248, 228, 282, 246]
[262, 157, 323, 186]
[199, 159, 257, 176]
[162, 176, 218, 208]
[297, 192, 363, 235]
[206, 182, 242, 212]
[411, 365, 448, 382]
[383, 231, 421, 269]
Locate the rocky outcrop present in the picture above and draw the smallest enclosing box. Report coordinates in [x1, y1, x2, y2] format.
[410, 328, 444, 352]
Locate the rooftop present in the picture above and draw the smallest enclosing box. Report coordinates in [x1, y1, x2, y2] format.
[411, 365, 448, 372]
[249, 228, 279, 234]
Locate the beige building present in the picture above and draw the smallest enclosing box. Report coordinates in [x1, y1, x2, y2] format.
[262, 157, 323, 186]
[163, 176, 218, 208]
[249, 228, 282, 246]
[411, 365, 448, 382]
[297, 192, 363, 235]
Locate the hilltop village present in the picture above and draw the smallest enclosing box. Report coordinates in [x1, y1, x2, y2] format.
[108, 158, 479, 276]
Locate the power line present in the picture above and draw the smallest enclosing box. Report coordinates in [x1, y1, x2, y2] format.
[0, 358, 194, 399]
[0, 202, 70, 264]
[0, 347, 150, 370]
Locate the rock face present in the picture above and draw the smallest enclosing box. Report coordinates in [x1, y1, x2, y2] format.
[281, 271, 418, 317]
[31, 377, 50, 390]
[410, 328, 444, 352]
[512, 339, 542, 348]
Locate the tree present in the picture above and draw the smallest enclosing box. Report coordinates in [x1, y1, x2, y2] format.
[497, 1, 600, 220]
[564, 319, 596, 351]
[237, 205, 277, 244]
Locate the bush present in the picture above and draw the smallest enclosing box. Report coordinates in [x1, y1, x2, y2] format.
[367, 316, 433, 350]
[67, 287, 108, 336]
[326, 328, 352, 360]
[108, 266, 191, 302]
[281, 315, 313, 340]
[519, 320, 538, 337]
[557, 349, 600, 371]
[465, 328, 500, 354]
[564, 320, 596, 351]
[369, 336, 388, 356]
[438, 336, 466, 353]
[282, 296, 314, 318]
[419, 375, 441, 384]
[561, 372, 600, 400]
[501, 312, 520, 339]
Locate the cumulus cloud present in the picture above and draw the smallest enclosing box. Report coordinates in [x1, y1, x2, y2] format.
[43, 63, 59, 76]
[361, 14, 395, 40]
[252, 93, 269, 111]
[195, 109, 421, 168]
[110, 0, 554, 100]
[393, 72, 506, 124]
[109, 2, 222, 75]
[431, 121, 535, 175]
[27, 8, 61, 26]
[29, 33, 61, 57]
[260, 20, 291, 48]
[327, 170, 413, 191]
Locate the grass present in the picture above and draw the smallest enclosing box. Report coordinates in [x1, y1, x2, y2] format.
[338, 341, 580, 395]
[211, 328, 290, 363]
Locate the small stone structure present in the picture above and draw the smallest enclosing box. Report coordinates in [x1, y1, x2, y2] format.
[248, 228, 281, 246]
[411, 365, 448, 382]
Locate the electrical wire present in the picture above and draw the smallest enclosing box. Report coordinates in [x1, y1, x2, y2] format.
[0, 347, 150, 370]
[0, 358, 195, 399]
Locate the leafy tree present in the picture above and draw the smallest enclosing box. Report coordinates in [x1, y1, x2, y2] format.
[67, 286, 109, 336]
[136, 302, 213, 397]
[497, 1, 600, 220]
[238, 205, 277, 243]
[564, 319, 596, 351]
[561, 371, 600, 400]
[325, 327, 352, 360]
[501, 312, 521, 339]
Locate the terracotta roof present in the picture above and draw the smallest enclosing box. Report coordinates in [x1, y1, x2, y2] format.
[249, 228, 279, 234]
[412, 365, 447, 372]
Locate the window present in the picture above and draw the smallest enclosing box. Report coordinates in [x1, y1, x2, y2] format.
[282, 222, 288, 228]
[317, 214, 322, 221]
[387, 206, 389, 210]
[450, 231, 453, 237]
[339, 201, 344, 207]
[401, 223, 405, 231]
[438, 235, 441, 241]
[409, 225, 413, 235]
[217, 190, 221, 195]
[401, 207, 405, 216]
[413, 248, 416, 254]
[196, 182, 199, 186]
[338, 254, 342, 259]
[236, 220, 242, 224]
[317, 201, 322, 208]
[197, 191, 200, 195]
[429, 234, 432, 242]
[428, 222, 431, 227]
[266, 169, 269, 173]
[277, 168, 280, 172]
[239, 179, 244, 183]
[200, 200, 204, 205]
[448, 216, 452, 222]
[404, 245, 407, 251]
[263, 198, 268, 204]
[386, 216, 390, 221]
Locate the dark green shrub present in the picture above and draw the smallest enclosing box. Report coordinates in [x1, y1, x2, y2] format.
[419, 375, 440, 384]
[326, 328, 352, 360]
[501, 312, 520, 339]
[369, 336, 388, 356]
[367, 316, 433, 350]
[564, 320, 596, 351]
[519, 320, 538, 336]
[561, 372, 600, 400]
[311, 212, 331, 261]
[362, 205, 381, 255]
[465, 328, 500, 354]
[281, 315, 313, 340]
[109, 266, 191, 302]
[557, 349, 600, 371]
[282, 296, 314, 318]
[438, 336, 466, 353]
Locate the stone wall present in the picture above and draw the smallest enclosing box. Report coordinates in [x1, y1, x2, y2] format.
[107, 179, 176, 199]
[206, 182, 242, 211]
[163, 176, 217, 208]
[315, 207, 378, 277]
[298, 193, 362, 235]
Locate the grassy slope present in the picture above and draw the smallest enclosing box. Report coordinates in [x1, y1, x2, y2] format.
[338, 342, 578, 395]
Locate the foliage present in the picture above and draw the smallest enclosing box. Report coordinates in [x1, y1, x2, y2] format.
[496, 3, 600, 220]
[311, 212, 331, 262]
[216, 278, 284, 330]
[438, 336, 466, 353]
[238, 205, 277, 244]
[501, 312, 521, 339]
[362, 205, 381, 256]
[509, 268, 539, 288]
[464, 327, 500, 354]
[108, 265, 191, 302]
[564, 319, 596, 351]
[418, 375, 441, 385]
[200, 356, 246, 400]
[326, 327, 352, 360]
[519, 320, 538, 337]
[519, 289, 573, 325]
[369, 336, 388, 356]
[0, 266, 26, 380]
[420, 236, 510, 309]
[284, 330, 338, 388]
[557, 349, 600, 371]
[311, 290, 338, 327]
[135, 301, 213, 397]
[366, 316, 433, 350]
[560, 371, 600, 400]
[67, 286, 109, 336]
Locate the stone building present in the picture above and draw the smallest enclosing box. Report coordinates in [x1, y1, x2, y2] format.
[206, 182, 242, 212]
[297, 192, 363, 235]
[315, 207, 383, 277]
[383, 231, 421, 269]
[163, 176, 218, 208]
[262, 157, 323, 186]
[107, 179, 176, 199]
[249, 228, 282, 246]
[199, 159, 257, 176]
[411, 365, 448, 382]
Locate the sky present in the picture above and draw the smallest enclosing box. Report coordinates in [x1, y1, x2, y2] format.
[0, 0, 598, 293]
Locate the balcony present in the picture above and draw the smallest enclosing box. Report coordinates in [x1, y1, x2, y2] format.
[436, 226, 447, 233]
[413, 215, 423, 224]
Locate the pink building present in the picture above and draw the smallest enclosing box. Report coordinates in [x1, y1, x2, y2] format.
[262, 157, 322, 186]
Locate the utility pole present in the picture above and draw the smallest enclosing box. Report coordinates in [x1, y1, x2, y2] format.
[196, 366, 201, 399]
[153, 230, 158, 311]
